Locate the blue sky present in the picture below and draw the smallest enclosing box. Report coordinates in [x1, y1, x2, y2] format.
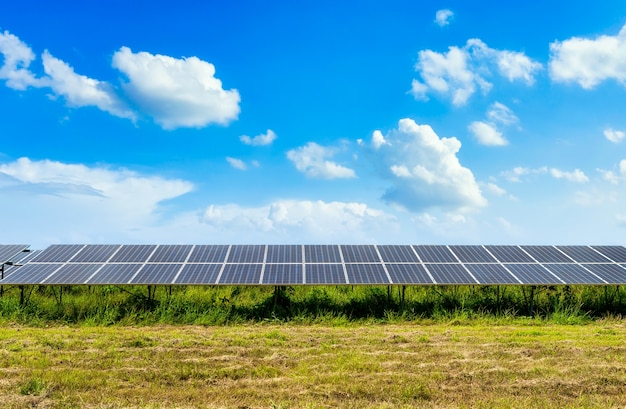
[1, 1, 626, 247]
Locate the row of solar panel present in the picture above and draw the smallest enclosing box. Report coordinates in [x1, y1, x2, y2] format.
[15, 244, 626, 264]
[2, 261, 626, 285]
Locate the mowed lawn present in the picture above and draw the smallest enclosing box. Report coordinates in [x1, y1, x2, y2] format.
[1, 322, 625, 408]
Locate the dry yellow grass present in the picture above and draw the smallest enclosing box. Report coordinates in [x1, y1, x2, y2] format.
[1, 322, 625, 408]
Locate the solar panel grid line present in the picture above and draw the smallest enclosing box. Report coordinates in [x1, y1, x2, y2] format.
[446, 246, 479, 284]
[373, 245, 393, 284]
[338, 245, 349, 284]
[533, 264, 566, 284]
[301, 245, 306, 284]
[171, 244, 195, 284]
[551, 246, 581, 263]
[570, 263, 608, 284]
[214, 245, 231, 284]
[84, 263, 109, 284]
[258, 245, 268, 285]
[409, 246, 438, 284]
[481, 246, 524, 284]
[39, 264, 66, 284]
[591, 246, 626, 263]
[587, 246, 615, 262]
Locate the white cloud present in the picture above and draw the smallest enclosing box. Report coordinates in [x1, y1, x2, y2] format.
[371, 130, 387, 149]
[111, 46, 240, 129]
[240, 129, 277, 146]
[368, 118, 486, 212]
[501, 166, 548, 182]
[411, 39, 541, 105]
[482, 182, 507, 197]
[549, 24, 626, 89]
[487, 102, 518, 125]
[41, 51, 136, 120]
[226, 157, 247, 170]
[604, 128, 625, 143]
[468, 121, 507, 146]
[0, 30, 41, 89]
[597, 159, 626, 184]
[286, 142, 356, 179]
[434, 9, 454, 27]
[549, 168, 589, 183]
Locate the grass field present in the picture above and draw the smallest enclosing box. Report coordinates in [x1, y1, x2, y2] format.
[1, 321, 626, 408]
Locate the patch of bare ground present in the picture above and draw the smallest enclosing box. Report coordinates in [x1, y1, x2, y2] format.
[0, 323, 625, 408]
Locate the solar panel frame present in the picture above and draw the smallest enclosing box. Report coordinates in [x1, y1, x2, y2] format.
[581, 264, 626, 284]
[266, 245, 302, 263]
[385, 264, 433, 284]
[464, 263, 520, 284]
[426, 263, 477, 284]
[377, 245, 421, 263]
[341, 245, 381, 263]
[504, 263, 563, 285]
[108, 245, 157, 263]
[226, 245, 266, 263]
[186, 245, 229, 263]
[262, 264, 303, 284]
[449, 246, 497, 263]
[345, 263, 390, 284]
[483, 245, 535, 263]
[86, 263, 144, 284]
[31, 244, 84, 262]
[590, 246, 626, 263]
[147, 245, 193, 263]
[305, 264, 346, 284]
[555, 246, 612, 263]
[219, 264, 263, 284]
[174, 263, 222, 285]
[414, 246, 457, 263]
[44, 263, 104, 285]
[70, 245, 122, 262]
[131, 263, 183, 285]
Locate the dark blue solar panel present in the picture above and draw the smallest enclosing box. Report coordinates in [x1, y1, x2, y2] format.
[426, 264, 476, 284]
[449, 246, 497, 263]
[0, 245, 29, 263]
[484, 245, 534, 262]
[591, 246, 626, 263]
[262, 264, 303, 284]
[305, 264, 346, 284]
[219, 264, 262, 284]
[147, 245, 193, 263]
[45, 264, 104, 285]
[108, 245, 157, 262]
[581, 264, 626, 284]
[385, 264, 433, 284]
[31, 244, 84, 262]
[266, 245, 302, 263]
[86, 264, 143, 284]
[187, 245, 229, 263]
[414, 246, 457, 262]
[70, 245, 121, 262]
[544, 264, 605, 284]
[227, 245, 265, 263]
[0, 263, 62, 284]
[464, 264, 520, 284]
[174, 264, 221, 285]
[304, 245, 342, 263]
[520, 246, 573, 263]
[345, 264, 389, 284]
[504, 264, 563, 284]
[131, 264, 183, 284]
[377, 246, 421, 263]
[341, 245, 380, 263]
[556, 246, 612, 263]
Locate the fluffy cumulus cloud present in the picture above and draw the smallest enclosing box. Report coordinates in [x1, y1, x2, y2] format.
[598, 159, 626, 184]
[434, 9, 454, 27]
[549, 168, 589, 183]
[0, 30, 41, 89]
[468, 102, 518, 146]
[0, 157, 193, 245]
[604, 128, 625, 143]
[549, 24, 626, 89]
[112, 47, 240, 129]
[240, 129, 277, 146]
[286, 142, 356, 179]
[411, 39, 541, 105]
[368, 118, 487, 212]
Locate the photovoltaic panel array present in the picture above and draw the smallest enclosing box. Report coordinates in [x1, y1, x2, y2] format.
[0, 245, 30, 264]
[1, 244, 626, 286]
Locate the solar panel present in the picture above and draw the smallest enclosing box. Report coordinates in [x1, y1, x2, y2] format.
[0, 263, 62, 284]
[266, 245, 302, 263]
[581, 264, 626, 284]
[44, 263, 104, 285]
[543, 264, 605, 284]
[450, 246, 497, 263]
[484, 245, 535, 263]
[414, 246, 457, 263]
[31, 244, 84, 262]
[0, 245, 29, 263]
[219, 264, 262, 284]
[70, 245, 121, 262]
[345, 264, 390, 284]
[262, 264, 303, 284]
[464, 264, 520, 284]
[108, 245, 157, 263]
[174, 264, 222, 285]
[556, 246, 611, 263]
[385, 264, 432, 284]
[86, 263, 143, 284]
[227, 245, 265, 263]
[341, 245, 381, 263]
[520, 246, 573, 263]
[504, 263, 563, 285]
[590, 246, 626, 263]
[305, 264, 346, 284]
[147, 245, 193, 263]
[427, 264, 477, 284]
[131, 264, 182, 284]
[304, 245, 342, 263]
[187, 245, 229, 262]
[377, 245, 421, 262]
